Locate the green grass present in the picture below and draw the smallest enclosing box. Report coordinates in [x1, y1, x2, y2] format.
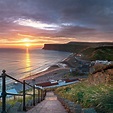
[81, 47, 113, 61]
[0, 88, 40, 107]
[55, 81, 113, 113]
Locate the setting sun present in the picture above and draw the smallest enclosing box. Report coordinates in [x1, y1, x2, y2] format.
[21, 38, 32, 47]
[22, 38, 31, 43]
[25, 43, 31, 47]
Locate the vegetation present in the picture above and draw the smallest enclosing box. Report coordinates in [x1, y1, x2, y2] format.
[55, 81, 113, 113]
[43, 42, 113, 55]
[81, 46, 113, 61]
[0, 88, 39, 107]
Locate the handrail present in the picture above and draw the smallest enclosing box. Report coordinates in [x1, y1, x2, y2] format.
[0, 70, 46, 113]
[5, 74, 23, 84]
[6, 93, 23, 96]
[2, 71, 33, 88]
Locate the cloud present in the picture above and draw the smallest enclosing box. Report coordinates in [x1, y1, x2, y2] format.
[57, 25, 96, 37]
[14, 18, 60, 30]
[0, 0, 113, 43]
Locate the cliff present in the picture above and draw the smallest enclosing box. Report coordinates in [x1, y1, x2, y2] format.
[43, 43, 89, 53]
[43, 42, 113, 53]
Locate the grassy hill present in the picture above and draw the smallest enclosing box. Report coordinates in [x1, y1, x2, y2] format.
[80, 46, 113, 61]
[55, 64, 113, 113]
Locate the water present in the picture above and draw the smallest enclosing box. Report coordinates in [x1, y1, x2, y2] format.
[0, 48, 70, 80]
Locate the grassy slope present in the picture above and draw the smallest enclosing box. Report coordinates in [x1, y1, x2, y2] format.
[80, 46, 113, 60]
[55, 81, 113, 113]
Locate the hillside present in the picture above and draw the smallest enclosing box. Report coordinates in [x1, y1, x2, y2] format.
[55, 64, 113, 113]
[81, 46, 113, 60]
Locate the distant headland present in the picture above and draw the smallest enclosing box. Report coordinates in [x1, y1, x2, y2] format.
[43, 42, 113, 52]
[43, 42, 113, 60]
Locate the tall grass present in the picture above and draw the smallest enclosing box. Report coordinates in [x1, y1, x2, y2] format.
[55, 82, 113, 113]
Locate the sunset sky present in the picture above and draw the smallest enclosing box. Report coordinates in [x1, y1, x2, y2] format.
[0, 0, 113, 48]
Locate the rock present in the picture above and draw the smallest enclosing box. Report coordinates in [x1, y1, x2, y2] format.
[82, 108, 97, 113]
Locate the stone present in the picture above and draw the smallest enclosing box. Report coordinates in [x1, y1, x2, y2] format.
[82, 108, 97, 113]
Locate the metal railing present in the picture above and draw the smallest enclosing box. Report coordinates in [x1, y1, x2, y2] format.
[0, 70, 46, 113]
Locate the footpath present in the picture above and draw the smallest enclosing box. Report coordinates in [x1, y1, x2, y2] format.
[26, 92, 67, 113]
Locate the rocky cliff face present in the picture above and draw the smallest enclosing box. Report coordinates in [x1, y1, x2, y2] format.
[88, 64, 113, 84]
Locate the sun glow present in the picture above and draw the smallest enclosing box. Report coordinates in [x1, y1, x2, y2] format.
[21, 38, 32, 48]
[22, 38, 31, 42]
[0, 37, 43, 49]
[25, 43, 31, 47]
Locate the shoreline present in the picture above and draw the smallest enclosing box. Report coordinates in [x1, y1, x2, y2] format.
[20, 65, 61, 80]
[19, 53, 76, 83]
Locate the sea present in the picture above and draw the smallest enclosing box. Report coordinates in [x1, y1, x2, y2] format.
[0, 48, 71, 82]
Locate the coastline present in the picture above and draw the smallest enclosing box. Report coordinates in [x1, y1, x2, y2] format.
[20, 53, 76, 83]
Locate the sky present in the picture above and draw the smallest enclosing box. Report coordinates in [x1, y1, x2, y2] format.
[0, 0, 113, 48]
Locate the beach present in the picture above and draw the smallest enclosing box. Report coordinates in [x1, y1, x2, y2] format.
[20, 53, 77, 84]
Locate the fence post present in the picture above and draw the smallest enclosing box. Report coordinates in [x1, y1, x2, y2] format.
[44, 90, 46, 98]
[33, 85, 35, 106]
[38, 88, 40, 103]
[1, 70, 7, 113]
[40, 89, 42, 101]
[32, 79, 35, 106]
[23, 80, 26, 111]
[41, 89, 43, 101]
[42, 89, 44, 100]
[42, 89, 43, 100]
[43, 90, 46, 99]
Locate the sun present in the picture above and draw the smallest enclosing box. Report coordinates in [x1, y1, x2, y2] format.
[25, 43, 31, 47]
[21, 38, 32, 48]
[22, 38, 31, 42]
